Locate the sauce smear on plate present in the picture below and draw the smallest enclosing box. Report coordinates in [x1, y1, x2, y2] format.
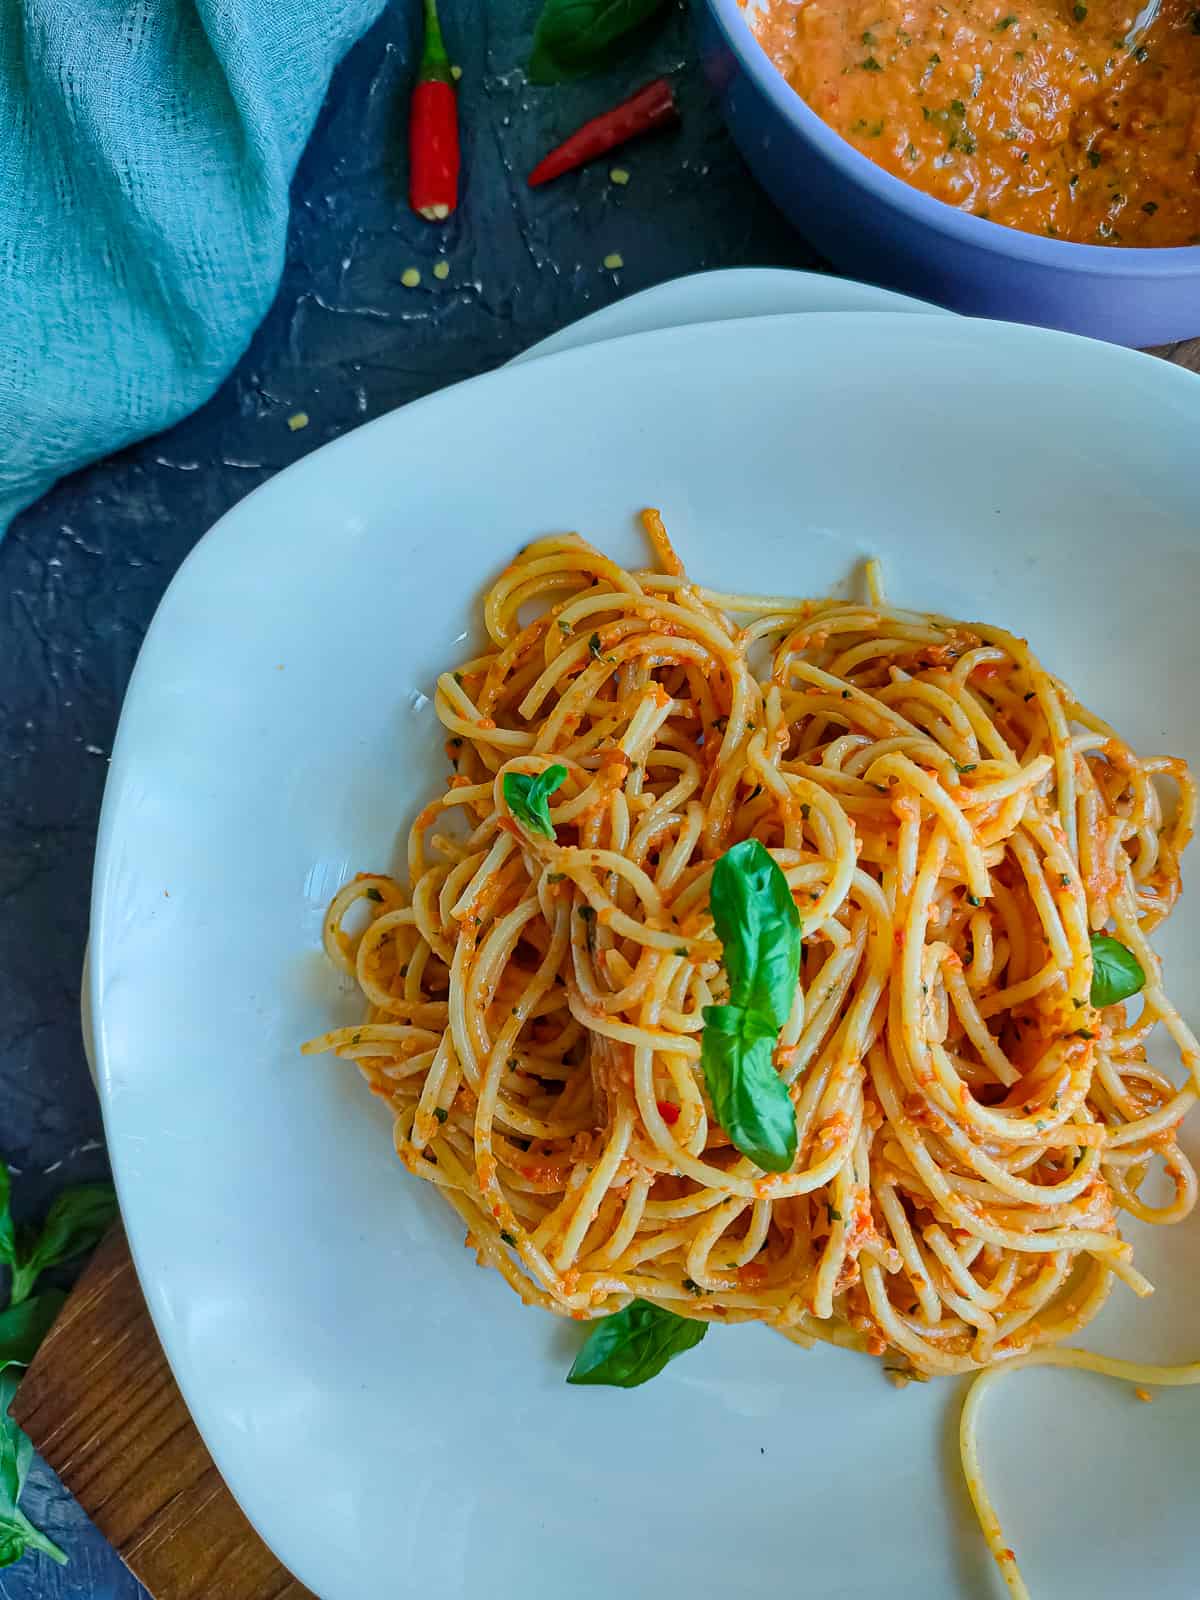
[754, 0, 1200, 245]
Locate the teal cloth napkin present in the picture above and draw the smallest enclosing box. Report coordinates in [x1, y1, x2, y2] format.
[0, 0, 388, 534]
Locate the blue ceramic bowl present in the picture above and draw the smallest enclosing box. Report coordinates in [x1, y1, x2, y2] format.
[695, 0, 1200, 345]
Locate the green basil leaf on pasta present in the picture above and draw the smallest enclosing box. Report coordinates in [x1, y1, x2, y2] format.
[699, 840, 800, 1171]
[566, 1299, 706, 1387]
[1090, 933, 1145, 1008]
[529, 0, 670, 83]
[708, 839, 800, 1028]
[503, 764, 568, 841]
[701, 1006, 798, 1173]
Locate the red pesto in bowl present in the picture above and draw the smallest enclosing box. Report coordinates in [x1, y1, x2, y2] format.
[753, 0, 1200, 246]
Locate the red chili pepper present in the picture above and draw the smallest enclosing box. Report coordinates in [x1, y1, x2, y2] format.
[527, 78, 679, 189]
[409, 0, 459, 221]
[656, 1099, 680, 1125]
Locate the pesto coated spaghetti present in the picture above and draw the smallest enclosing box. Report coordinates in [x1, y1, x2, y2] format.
[305, 513, 1199, 1596]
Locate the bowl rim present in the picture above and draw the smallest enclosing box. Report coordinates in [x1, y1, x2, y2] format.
[705, 0, 1200, 274]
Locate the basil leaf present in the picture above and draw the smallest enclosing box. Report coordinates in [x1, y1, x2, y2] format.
[566, 1299, 706, 1387]
[503, 764, 568, 841]
[0, 1294, 65, 1376]
[0, 1374, 22, 1510]
[699, 840, 801, 1171]
[0, 1524, 26, 1568]
[0, 1373, 66, 1568]
[529, 0, 670, 83]
[1090, 933, 1145, 1008]
[10, 1184, 117, 1307]
[0, 1163, 13, 1270]
[4, 1511, 66, 1567]
[709, 839, 801, 1028]
[701, 1007, 798, 1173]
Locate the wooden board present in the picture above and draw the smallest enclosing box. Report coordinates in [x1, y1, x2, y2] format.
[11, 333, 1199, 1600]
[12, 1225, 313, 1600]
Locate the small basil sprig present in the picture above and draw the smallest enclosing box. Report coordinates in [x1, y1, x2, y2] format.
[503, 764, 567, 841]
[566, 1299, 705, 1387]
[529, 0, 671, 83]
[0, 1158, 113, 1571]
[0, 1371, 66, 1569]
[701, 839, 800, 1173]
[0, 1178, 118, 1308]
[1090, 933, 1145, 1008]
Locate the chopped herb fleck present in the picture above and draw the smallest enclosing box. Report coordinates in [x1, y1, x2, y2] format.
[675, 945, 689, 957]
[682, 1277, 705, 1295]
[861, 54, 883, 70]
[1132, 43, 1148, 60]
[507, 1057, 520, 1070]
[1060, 874, 1071, 887]
[967, 894, 982, 907]
[1142, 201, 1158, 215]
[558, 618, 572, 635]
[547, 871, 566, 882]
[1074, 1029, 1096, 1040]
[499, 1229, 517, 1246]
[433, 1106, 448, 1123]
[996, 12, 1018, 26]
[956, 762, 977, 773]
[862, 29, 877, 44]
[1087, 150, 1102, 168]
[842, 689, 852, 699]
[827, 1204, 843, 1223]
[454, 671, 464, 685]
[578, 905, 597, 922]
[588, 633, 602, 658]
[1024, 690, 1036, 701]
[1073, 1, 1087, 16]
[351, 1031, 362, 1045]
[365, 886, 383, 902]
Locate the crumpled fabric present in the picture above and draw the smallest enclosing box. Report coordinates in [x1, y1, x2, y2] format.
[0, 0, 388, 534]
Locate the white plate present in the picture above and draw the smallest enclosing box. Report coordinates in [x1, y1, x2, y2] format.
[92, 311, 1200, 1600]
[513, 267, 946, 365]
[79, 271, 941, 1086]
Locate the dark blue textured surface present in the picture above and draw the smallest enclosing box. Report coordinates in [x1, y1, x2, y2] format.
[0, 3, 821, 1593]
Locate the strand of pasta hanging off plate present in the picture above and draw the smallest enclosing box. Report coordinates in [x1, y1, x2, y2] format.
[304, 510, 1200, 1596]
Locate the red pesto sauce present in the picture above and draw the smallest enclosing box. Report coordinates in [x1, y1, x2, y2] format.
[753, 0, 1200, 245]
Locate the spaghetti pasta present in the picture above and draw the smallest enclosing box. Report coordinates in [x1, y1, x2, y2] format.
[304, 513, 1198, 1592]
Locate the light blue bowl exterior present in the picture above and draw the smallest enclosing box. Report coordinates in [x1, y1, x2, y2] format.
[696, 0, 1200, 346]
